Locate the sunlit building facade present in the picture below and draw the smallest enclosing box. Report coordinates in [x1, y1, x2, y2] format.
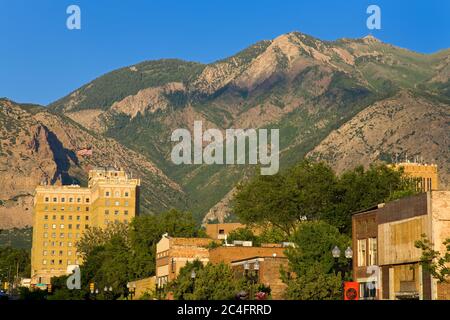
[31, 168, 140, 285]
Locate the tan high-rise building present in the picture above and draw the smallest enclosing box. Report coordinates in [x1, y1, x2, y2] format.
[389, 162, 439, 192]
[31, 168, 140, 286]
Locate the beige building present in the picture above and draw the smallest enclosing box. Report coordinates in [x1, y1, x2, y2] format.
[389, 162, 439, 192]
[205, 223, 245, 240]
[155, 235, 215, 288]
[31, 168, 140, 285]
[352, 191, 450, 300]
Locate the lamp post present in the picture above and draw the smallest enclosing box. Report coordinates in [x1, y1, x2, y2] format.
[190, 270, 196, 295]
[127, 283, 136, 300]
[244, 260, 259, 300]
[103, 286, 113, 300]
[331, 245, 353, 299]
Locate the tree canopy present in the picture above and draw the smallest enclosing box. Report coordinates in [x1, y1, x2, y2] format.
[282, 221, 351, 300]
[233, 161, 417, 235]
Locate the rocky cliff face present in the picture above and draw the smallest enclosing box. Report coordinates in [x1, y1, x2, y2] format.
[3, 31, 449, 225]
[0, 99, 186, 228]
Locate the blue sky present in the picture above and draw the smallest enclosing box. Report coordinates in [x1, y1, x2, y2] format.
[1, 0, 449, 105]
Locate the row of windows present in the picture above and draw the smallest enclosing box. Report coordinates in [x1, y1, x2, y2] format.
[44, 196, 90, 204]
[42, 250, 79, 256]
[104, 191, 130, 198]
[43, 241, 76, 247]
[104, 209, 129, 215]
[43, 232, 82, 239]
[105, 219, 129, 225]
[42, 259, 79, 266]
[104, 200, 130, 206]
[44, 215, 88, 221]
[43, 206, 89, 212]
[43, 223, 87, 230]
[357, 238, 377, 267]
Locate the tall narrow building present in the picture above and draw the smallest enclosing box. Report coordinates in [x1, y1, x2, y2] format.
[30, 168, 140, 286]
[389, 162, 439, 192]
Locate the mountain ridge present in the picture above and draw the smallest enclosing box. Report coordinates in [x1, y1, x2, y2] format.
[1, 31, 448, 227]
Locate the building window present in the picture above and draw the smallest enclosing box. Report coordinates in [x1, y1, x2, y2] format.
[61, 198, 65, 203]
[43, 260, 47, 265]
[52, 215, 57, 220]
[53, 197, 57, 202]
[357, 239, 367, 267]
[69, 215, 73, 220]
[44, 224, 48, 229]
[69, 198, 73, 203]
[59, 250, 63, 256]
[105, 210, 109, 215]
[61, 215, 64, 219]
[68, 242, 72, 247]
[52, 224, 56, 229]
[368, 238, 377, 266]
[77, 198, 81, 203]
[60, 224, 64, 229]
[44, 232, 48, 238]
[43, 250, 47, 256]
[77, 216, 80, 221]
[124, 192, 129, 197]
[76, 207, 81, 212]
[86, 198, 90, 203]
[51, 233, 56, 238]
[124, 210, 128, 215]
[44, 206, 49, 211]
[86, 216, 89, 221]
[68, 224, 72, 230]
[115, 191, 120, 197]
[44, 215, 48, 220]
[114, 210, 119, 215]
[76, 224, 80, 230]
[115, 201, 120, 206]
[45, 197, 49, 202]
[105, 191, 110, 197]
[50, 260, 55, 265]
[124, 201, 129, 206]
[60, 233, 64, 238]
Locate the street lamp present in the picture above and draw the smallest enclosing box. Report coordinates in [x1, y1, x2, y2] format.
[331, 245, 353, 300]
[332, 246, 341, 259]
[127, 283, 137, 300]
[104, 286, 113, 300]
[345, 247, 353, 260]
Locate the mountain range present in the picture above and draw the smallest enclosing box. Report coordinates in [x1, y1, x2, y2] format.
[1, 31, 449, 228]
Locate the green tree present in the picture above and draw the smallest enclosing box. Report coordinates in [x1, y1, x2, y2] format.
[234, 161, 418, 236]
[227, 228, 260, 246]
[415, 235, 450, 283]
[128, 209, 205, 280]
[170, 261, 242, 300]
[0, 247, 31, 283]
[328, 164, 418, 233]
[233, 161, 336, 237]
[47, 275, 87, 300]
[282, 221, 351, 300]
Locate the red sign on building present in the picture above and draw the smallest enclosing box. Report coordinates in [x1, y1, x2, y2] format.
[344, 282, 359, 300]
